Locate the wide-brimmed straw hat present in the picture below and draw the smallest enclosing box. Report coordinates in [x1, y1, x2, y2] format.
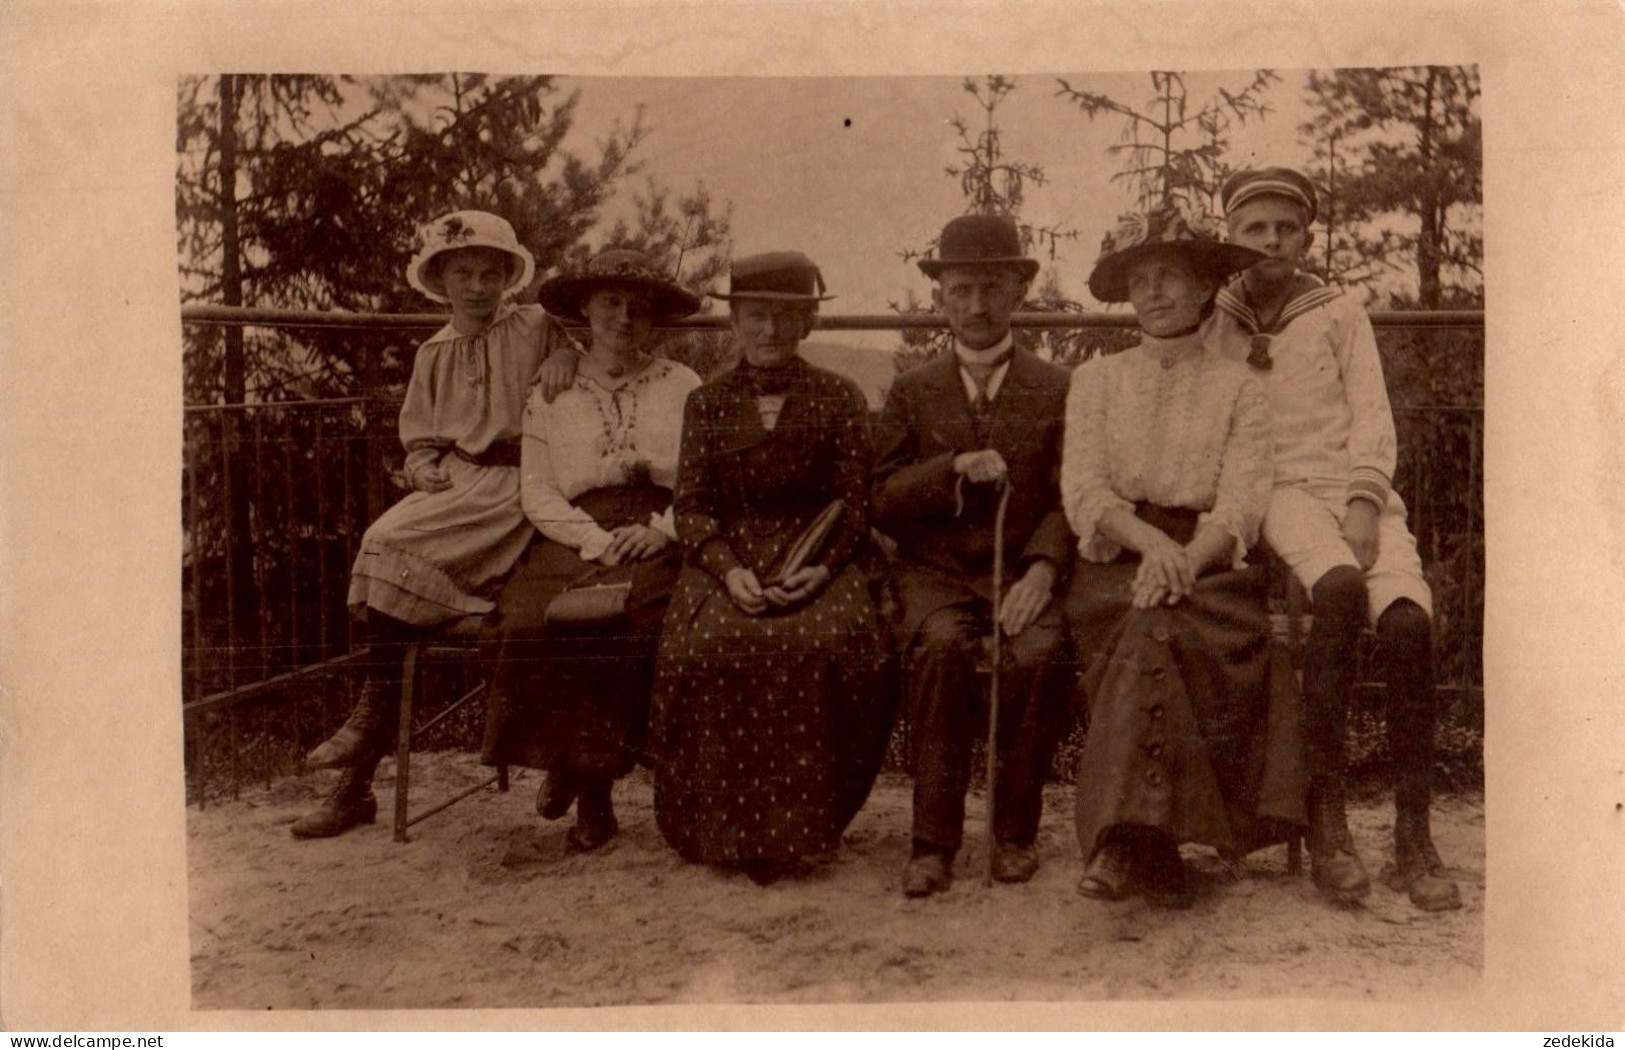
[535, 249, 703, 323]
[916, 214, 1041, 283]
[1087, 202, 1265, 303]
[709, 251, 834, 302]
[406, 210, 537, 304]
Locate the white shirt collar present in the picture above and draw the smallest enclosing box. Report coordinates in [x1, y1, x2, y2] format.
[955, 333, 1014, 402]
[954, 332, 1014, 368]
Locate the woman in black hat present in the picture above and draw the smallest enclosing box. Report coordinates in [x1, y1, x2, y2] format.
[1061, 203, 1306, 907]
[647, 252, 890, 884]
[480, 250, 702, 851]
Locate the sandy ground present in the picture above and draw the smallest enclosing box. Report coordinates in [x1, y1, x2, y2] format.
[188, 753, 1483, 1010]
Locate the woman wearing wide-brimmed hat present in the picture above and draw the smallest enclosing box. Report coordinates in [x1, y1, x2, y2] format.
[1061, 202, 1307, 907]
[647, 252, 890, 884]
[480, 249, 703, 851]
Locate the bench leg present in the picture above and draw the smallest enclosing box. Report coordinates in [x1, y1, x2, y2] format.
[393, 643, 420, 843]
[497, 764, 509, 792]
[1287, 833, 1303, 876]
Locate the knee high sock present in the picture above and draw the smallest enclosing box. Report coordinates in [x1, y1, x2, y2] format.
[1303, 565, 1369, 787]
[1378, 599, 1436, 816]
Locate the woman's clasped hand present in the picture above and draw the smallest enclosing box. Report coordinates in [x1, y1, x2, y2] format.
[598, 523, 672, 566]
[1131, 533, 1196, 609]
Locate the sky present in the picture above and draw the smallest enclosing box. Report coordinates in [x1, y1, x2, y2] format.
[559, 71, 1324, 351]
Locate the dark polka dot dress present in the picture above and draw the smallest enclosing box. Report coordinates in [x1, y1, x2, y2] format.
[649, 357, 890, 866]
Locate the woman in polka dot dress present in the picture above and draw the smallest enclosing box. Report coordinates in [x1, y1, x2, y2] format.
[649, 252, 890, 884]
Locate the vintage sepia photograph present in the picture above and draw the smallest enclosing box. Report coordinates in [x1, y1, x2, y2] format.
[175, 69, 1486, 1009]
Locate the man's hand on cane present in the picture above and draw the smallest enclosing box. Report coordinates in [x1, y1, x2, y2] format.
[953, 449, 1009, 485]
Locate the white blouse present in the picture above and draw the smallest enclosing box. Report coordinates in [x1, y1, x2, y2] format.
[1061, 330, 1273, 567]
[520, 357, 701, 562]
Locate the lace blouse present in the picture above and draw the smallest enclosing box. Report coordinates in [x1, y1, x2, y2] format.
[1061, 330, 1272, 567]
[520, 357, 702, 562]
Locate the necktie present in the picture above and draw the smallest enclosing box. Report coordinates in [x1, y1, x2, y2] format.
[1246, 333, 1274, 371]
[967, 369, 995, 444]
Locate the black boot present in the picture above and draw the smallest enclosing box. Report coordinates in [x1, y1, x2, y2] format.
[565, 775, 617, 852]
[307, 670, 400, 768]
[1302, 566, 1371, 905]
[1135, 831, 1194, 910]
[537, 767, 578, 820]
[290, 761, 378, 839]
[901, 839, 955, 898]
[1376, 600, 1461, 911]
[1383, 804, 1462, 910]
[1307, 779, 1370, 904]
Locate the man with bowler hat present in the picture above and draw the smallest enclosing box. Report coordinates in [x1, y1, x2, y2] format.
[873, 214, 1076, 897]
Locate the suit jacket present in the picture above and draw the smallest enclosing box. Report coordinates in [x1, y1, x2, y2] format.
[873, 346, 1073, 633]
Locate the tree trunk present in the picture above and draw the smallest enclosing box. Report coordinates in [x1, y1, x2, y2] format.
[216, 74, 257, 682]
[219, 75, 245, 404]
[1416, 68, 1442, 308]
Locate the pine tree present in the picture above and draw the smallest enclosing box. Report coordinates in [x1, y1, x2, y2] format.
[1298, 66, 1482, 309]
[1055, 70, 1280, 216]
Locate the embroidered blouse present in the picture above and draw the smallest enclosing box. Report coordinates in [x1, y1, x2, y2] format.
[519, 357, 701, 562]
[1061, 330, 1273, 567]
[398, 304, 568, 484]
[1206, 278, 1398, 510]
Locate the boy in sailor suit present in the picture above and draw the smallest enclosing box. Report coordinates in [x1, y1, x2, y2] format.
[1205, 167, 1461, 912]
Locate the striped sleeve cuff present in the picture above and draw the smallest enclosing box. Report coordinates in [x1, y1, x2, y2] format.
[1346, 472, 1390, 510]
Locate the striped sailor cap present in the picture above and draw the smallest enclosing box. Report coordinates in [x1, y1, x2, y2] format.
[1220, 167, 1318, 224]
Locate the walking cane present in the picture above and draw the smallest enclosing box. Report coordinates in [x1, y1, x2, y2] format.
[984, 476, 1013, 888]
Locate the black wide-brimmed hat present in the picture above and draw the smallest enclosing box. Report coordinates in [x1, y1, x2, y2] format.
[1087, 202, 1265, 304]
[917, 214, 1041, 282]
[709, 251, 834, 302]
[536, 249, 703, 323]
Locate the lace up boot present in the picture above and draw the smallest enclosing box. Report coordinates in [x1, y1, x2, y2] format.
[290, 762, 379, 839]
[307, 671, 400, 769]
[1381, 802, 1462, 910]
[1308, 779, 1371, 904]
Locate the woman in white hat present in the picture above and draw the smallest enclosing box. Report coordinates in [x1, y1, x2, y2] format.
[480, 250, 703, 852]
[293, 210, 576, 839]
[1062, 202, 1306, 907]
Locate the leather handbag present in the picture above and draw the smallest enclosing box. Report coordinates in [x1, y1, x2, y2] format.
[767, 499, 845, 585]
[543, 578, 632, 627]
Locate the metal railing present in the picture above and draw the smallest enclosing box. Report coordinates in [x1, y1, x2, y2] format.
[181, 305, 1484, 802]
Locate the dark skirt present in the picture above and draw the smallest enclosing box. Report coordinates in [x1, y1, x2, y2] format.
[648, 562, 890, 865]
[1068, 505, 1307, 861]
[479, 483, 680, 779]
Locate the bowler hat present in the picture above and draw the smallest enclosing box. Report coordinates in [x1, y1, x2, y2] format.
[1088, 202, 1265, 304]
[917, 214, 1040, 282]
[709, 251, 834, 302]
[536, 249, 702, 323]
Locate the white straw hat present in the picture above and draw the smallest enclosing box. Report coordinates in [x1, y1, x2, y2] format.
[406, 210, 537, 304]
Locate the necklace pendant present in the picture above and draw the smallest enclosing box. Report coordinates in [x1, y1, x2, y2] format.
[1160, 356, 1176, 370]
[606, 364, 626, 379]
